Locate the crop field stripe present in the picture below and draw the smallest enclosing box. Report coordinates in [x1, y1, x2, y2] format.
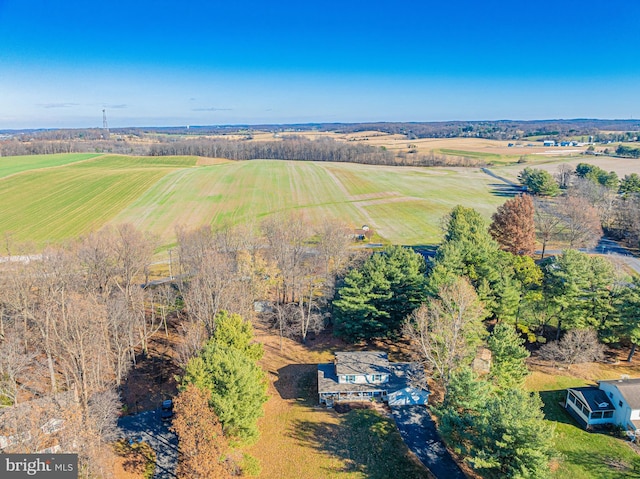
[0, 156, 185, 243]
[0, 153, 103, 179]
[2, 155, 510, 247]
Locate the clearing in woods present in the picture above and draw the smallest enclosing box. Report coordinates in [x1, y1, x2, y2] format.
[0, 153, 506, 246]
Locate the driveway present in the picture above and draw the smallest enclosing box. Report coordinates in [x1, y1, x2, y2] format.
[537, 237, 640, 275]
[118, 409, 178, 479]
[391, 405, 466, 479]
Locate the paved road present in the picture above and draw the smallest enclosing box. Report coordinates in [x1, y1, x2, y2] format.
[118, 409, 178, 479]
[391, 405, 466, 479]
[538, 237, 640, 275]
[481, 167, 523, 189]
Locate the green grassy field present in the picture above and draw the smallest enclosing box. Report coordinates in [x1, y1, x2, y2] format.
[0, 153, 101, 179]
[0, 155, 199, 244]
[438, 148, 521, 163]
[0, 154, 507, 247]
[113, 160, 506, 246]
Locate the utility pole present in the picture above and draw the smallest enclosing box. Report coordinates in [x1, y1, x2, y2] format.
[102, 109, 110, 139]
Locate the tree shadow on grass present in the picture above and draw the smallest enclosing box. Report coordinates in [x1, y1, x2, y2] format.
[539, 389, 576, 426]
[289, 409, 429, 479]
[273, 364, 318, 405]
[488, 182, 522, 198]
[561, 449, 640, 479]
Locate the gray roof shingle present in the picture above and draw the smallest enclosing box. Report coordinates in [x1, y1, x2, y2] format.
[599, 378, 640, 410]
[334, 351, 389, 376]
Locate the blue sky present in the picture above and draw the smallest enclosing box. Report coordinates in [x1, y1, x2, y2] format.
[0, 0, 639, 128]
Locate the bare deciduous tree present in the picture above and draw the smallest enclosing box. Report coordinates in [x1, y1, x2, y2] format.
[403, 276, 485, 392]
[555, 163, 573, 189]
[534, 199, 565, 259]
[538, 328, 605, 367]
[0, 325, 35, 405]
[557, 195, 603, 249]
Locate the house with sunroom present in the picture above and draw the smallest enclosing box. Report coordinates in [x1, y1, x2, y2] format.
[566, 377, 640, 433]
[317, 351, 430, 407]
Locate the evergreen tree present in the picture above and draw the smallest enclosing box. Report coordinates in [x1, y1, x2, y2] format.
[470, 389, 554, 479]
[182, 342, 268, 444]
[619, 173, 640, 195]
[213, 310, 263, 361]
[333, 245, 427, 341]
[435, 367, 493, 447]
[543, 250, 616, 339]
[487, 323, 530, 390]
[518, 168, 560, 196]
[430, 206, 530, 323]
[618, 279, 640, 361]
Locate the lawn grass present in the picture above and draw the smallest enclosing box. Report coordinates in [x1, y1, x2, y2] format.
[0, 153, 102, 178]
[526, 369, 640, 478]
[245, 327, 431, 479]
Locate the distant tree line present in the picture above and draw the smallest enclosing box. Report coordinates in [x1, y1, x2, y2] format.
[147, 136, 481, 167]
[4, 119, 637, 148]
[1, 135, 481, 167]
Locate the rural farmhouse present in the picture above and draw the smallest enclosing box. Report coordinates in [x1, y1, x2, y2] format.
[566, 378, 640, 434]
[317, 351, 430, 407]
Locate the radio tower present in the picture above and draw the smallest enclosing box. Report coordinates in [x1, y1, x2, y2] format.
[102, 109, 110, 139]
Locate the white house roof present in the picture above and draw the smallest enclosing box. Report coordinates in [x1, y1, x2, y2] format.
[599, 378, 640, 409]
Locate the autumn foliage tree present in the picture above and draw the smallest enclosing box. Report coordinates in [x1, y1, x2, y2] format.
[171, 384, 231, 479]
[489, 194, 536, 256]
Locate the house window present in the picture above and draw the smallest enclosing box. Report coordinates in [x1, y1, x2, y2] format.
[373, 374, 382, 382]
[604, 411, 614, 418]
[591, 411, 603, 419]
[345, 375, 356, 382]
[568, 393, 576, 404]
[620, 400, 624, 407]
[608, 392, 613, 399]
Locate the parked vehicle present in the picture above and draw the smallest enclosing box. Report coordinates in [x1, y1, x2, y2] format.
[161, 399, 174, 421]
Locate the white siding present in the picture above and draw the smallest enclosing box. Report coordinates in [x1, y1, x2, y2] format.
[599, 382, 634, 429]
